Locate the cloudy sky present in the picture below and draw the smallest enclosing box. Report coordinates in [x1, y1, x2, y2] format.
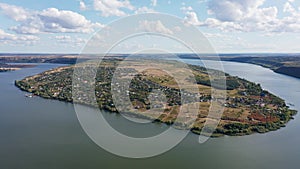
[0, 0, 299, 53]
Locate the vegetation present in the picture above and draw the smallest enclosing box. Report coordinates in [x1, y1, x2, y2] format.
[15, 59, 297, 137]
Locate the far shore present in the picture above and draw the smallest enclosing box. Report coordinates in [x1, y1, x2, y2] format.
[0, 63, 37, 72]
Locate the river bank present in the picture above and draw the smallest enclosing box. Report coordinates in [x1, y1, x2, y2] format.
[0, 63, 36, 72]
[178, 54, 300, 79]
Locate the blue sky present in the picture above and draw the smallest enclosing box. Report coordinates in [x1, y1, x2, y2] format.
[0, 0, 299, 53]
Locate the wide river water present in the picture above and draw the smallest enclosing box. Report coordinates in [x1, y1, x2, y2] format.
[0, 60, 299, 169]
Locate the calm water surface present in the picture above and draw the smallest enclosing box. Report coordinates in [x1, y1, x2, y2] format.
[0, 61, 299, 169]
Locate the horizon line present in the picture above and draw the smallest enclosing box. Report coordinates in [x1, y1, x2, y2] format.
[0, 52, 300, 55]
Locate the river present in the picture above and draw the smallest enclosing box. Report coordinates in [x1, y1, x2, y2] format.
[0, 60, 299, 169]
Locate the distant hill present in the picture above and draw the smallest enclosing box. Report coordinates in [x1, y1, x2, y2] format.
[2, 53, 300, 79]
[178, 54, 300, 79]
[221, 56, 300, 79]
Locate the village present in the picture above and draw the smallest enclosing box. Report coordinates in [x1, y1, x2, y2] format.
[15, 59, 297, 137]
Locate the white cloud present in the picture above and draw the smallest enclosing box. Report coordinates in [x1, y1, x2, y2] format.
[134, 6, 155, 14]
[181, 6, 202, 26]
[180, 6, 193, 12]
[54, 35, 87, 46]
[184, 11, 202, 26]
[202, 0, 300, 33]
[208, 0, 268, 22]
[93, 0, 134, 17]
[0, 29, 40, 42]
[151, 0, 157, 7]
[0, 29, 17, 41]
[0, 3, 30, 21]
[283, 2, 295, 13]
[203, 18, 243, 32]
[79, 1, 87, 11]
[10, 21, 42, 34]
[138, 20, 173, 34]
[0, 3, 103, 34]
[38, 8, 94, 33]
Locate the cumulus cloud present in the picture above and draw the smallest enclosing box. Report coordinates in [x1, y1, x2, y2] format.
[200, 0, 300, 33]
[184, 11, 202, 26]
[203, 18, 244, 31]
[0, 3, 102, 34]
[10, 20, 42, 34]
[0, 3, 30, 21]
[0, 29, 39, 44]
[283, 2, 295, 13]
[134, 6, 155, 14]
[208, 0, 265, 22]
[138, 20, 173, 34]
[277, 2, 300, 33]
[181, 6, 202, 26]
[93, 0, 134, 17]
[38, 8, 94, 33]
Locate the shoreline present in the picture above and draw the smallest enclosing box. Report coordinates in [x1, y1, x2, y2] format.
[218, 58, 300, 79]
[0, 64, 37, 73]
[224, 60, 300, 79]
[14, 60, 297, 138]
[15, 82, 298, 138]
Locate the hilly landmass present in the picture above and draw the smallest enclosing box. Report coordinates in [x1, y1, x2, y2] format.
[222, 56, 300, 79]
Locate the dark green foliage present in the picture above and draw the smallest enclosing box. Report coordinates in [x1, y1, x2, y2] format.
[194, 75, 240, 90]
[224, 123, 249, 130]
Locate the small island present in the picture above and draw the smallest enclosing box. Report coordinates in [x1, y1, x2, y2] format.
[15, 59, 297, 137]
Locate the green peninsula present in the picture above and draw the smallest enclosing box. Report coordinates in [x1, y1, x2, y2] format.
[15, 59, 297, 137]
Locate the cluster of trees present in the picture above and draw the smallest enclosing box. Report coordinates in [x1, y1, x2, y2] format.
[194, 75, 240, 90]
